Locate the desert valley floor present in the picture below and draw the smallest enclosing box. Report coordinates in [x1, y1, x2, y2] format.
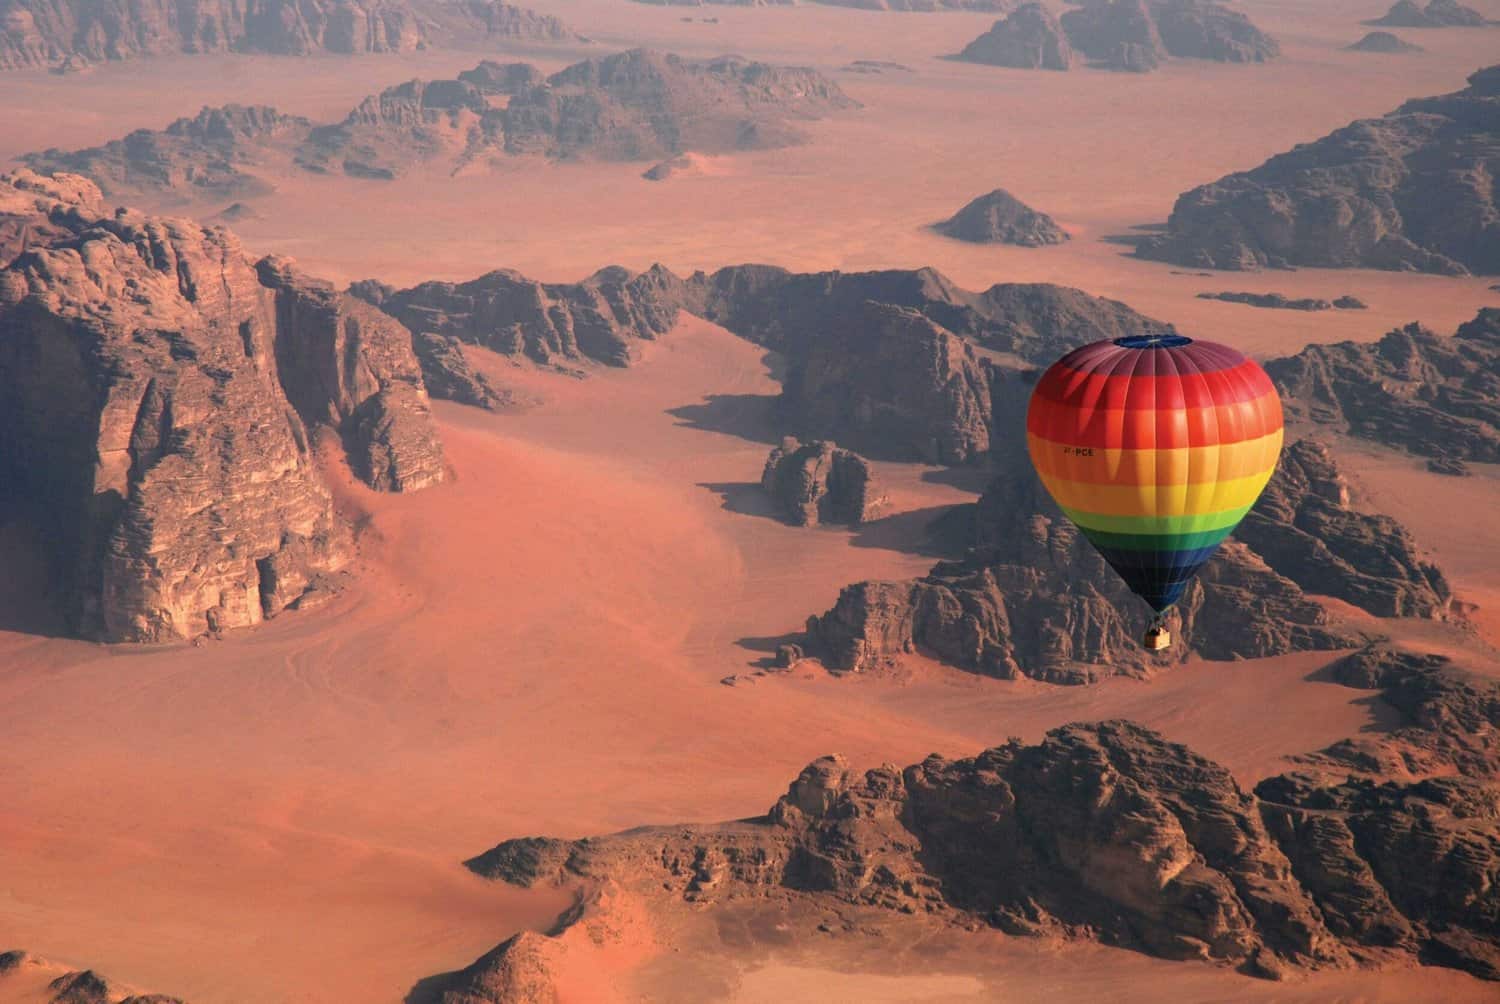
[2, 0, 1500, 1001]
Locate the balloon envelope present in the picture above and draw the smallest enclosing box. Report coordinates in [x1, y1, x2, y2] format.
[1026, 334, 1283, 612]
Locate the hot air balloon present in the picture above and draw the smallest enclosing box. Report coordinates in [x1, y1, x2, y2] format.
[1026, 333, 1283, 651]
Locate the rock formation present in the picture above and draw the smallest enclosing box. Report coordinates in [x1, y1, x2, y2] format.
[1368, 0, 1489, 28]
[0, 0, 578, 71]
[953, 4, 1074, 70]
[23, 105, 309, 202]
[761, 438, 886, 526]
[934, 188, 1070, 245]
[1197, 291, 1366, 310]
[1059, 0, 1278, 72]
[1347, 30, 1424, 52]
[1137, 66, 1500, 274]
[1235, 440, 1451, 618]
[0, 950, 188, 1003]
[465, 643, 1500, 984]
[776, 300, 995, 464]
[1266, 308, 1500, 465]
[357, 264, 684, 370]
[0, 170, 443, 642]
[811, 0, 1008, 9]
[0, 0, 427, 70]
[29, 50, 857, 190]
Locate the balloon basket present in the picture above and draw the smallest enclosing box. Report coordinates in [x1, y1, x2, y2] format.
[1143, 625, 1172, 651]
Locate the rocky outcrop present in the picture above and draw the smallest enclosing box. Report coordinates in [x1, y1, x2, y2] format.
[1197, 291, 1366, 311]
[32, 50, 856, 191]
[0, 0, 429, 70]
[0, 951, 187, 1003]
[760, 438, 885, 526]
[953, 4, 1073, 70]
[256, 257, 445, 492]
[1347, 30, 1424, 52]
[501, 49, 858, 160]
[424, 0, 576, 42]
[0, 170, 442, 642]
[1137, 66, 1500, 274]
[777, 301, 994, 464]
[810, 0, 1008, 9]
[361, 264, 684, 370]
[1368, 0, 1489, 28]
[23, 105, 309, 202]
[1266, 309, 1500, 465]
[1060, 0, 1278, 72]
[1235, 440, 1451, 618]
[934, 188, 1069, 245]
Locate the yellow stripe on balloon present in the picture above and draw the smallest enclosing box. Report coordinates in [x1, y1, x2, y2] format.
[1036, 467, 1277, 518]
[1027, 429, 1284, 487]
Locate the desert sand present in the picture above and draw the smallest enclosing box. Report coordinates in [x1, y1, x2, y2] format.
[4, 0, 1500, 1000]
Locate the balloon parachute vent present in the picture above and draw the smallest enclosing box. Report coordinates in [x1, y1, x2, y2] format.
[1143, 625, 1172, 651]
[1113, 334, 1193, 349]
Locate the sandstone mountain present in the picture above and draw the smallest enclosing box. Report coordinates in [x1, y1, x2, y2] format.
[23, 104, 310, 202]
[0, 950, 188, 1003]
[25, 49, 857, 195]
[761, 438, 885, 526]
[462, 647, 1500, 985]
[811, 0, 1009, 9]
[1347, 30, 1424, 52]
[1368, 0, 1489, 27]
[1266, 308, 1500, 467]
[934, 187, 1070, 244]
[952, 4, 1073, 70]
[0, 0, 574, 72]
[1137, 66, 1500, 274]
[1058, 0, 1278, 73]
[1197, 291, 1366, 311]
[0, 170, 443, 642]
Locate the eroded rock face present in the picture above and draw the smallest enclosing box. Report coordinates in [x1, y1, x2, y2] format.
[1235, 440, 1450, 618]
[934, 188, 1069, 245]
[761, 438, 885, 526]
[466, 649, 1500, 985]
[1138, 66, 1500, 274]
[363, 265, 684, 370]
[0, 172, 442, 641]
[954, 4, 1073, 70]
[1266, 309, 1500, 465]
[1347, 30, 1424, 52]
[1060, 0, 1275, 71]
[0, 0, 428, 70]
[1369, 0, 1488, 28]
[1061, 0, 1165, 71]
[778, 301, 994, 464]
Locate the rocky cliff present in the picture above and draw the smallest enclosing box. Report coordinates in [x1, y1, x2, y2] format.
[1266, 308, 1500, 466]
[761, 438, 886, 526]
[23, 104, 309, 202]
[1137, 66, 1500, 274]
[1347, 30, 1424, 53]
[953, 4, 1073, 70]
[1059, 0, 1278, 72]
[1369, 0, 1489, 27]
[30, 49, 857, 190]
[0, 170, 442, 642]
[465, 645, 1500, 983]
[0, 0, 427, 70]
[0, 0, 578, 71]
[934, 187, 1070, 245]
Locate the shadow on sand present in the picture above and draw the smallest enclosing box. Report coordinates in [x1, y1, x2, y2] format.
[666, 393, 781, 446]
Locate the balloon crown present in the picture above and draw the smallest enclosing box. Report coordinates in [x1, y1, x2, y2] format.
[1113, 334, 1193, 349]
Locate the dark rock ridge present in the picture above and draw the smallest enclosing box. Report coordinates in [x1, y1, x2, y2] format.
[23, 105, 310, 202]
[28, 50, 857, 191]
[0, 0, 577, 71]
[0, 170, 443, 642]
[1368, 0, 1489, 28]
[1137, 66, 1500, 274]
[0, 951, 187, 1003]
[466, 644, 1500, 983]
[1266, 308, 1500, 465]
[358, 262, 1170, 464]
[1059, 0, 1278, 72]
[1197, 291, 1366, 311]
[1347, 30, 1424, 52]
[934, 188, 1070, 245]
[761, 438, 886, 527]
[953, 4, 1073, 70]
[1234, 440, 1451, 618]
